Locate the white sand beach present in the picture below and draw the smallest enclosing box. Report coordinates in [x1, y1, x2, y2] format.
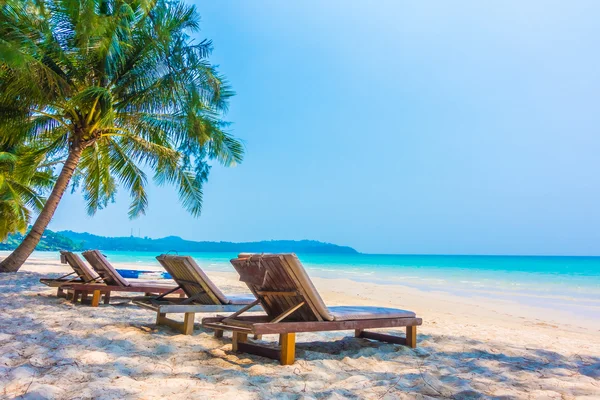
[1, 256, 599, 399]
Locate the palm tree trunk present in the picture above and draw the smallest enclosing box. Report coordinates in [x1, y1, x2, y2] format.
[0, 147, 83, 272]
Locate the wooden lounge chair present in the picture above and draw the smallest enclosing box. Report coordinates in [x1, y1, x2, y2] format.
[134, 255, 260, 335]
[203, 253, 423, 365]
[40, 251, 104, 298]
[60, 250, 182, 307]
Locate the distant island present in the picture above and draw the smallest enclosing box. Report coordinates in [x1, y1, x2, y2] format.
[0, 230, 358, 254]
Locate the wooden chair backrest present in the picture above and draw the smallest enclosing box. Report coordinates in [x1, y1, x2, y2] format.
[82, 250, 130, 287]
[60, 251, 100, 282]
[230, 254, 330, 322]
[157, 255, 228, 305]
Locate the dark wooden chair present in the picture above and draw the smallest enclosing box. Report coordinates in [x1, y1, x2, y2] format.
[40, 251, 104, 298]
[203, 253, 422, 365]
[133, 255, 260, 335]
[60, 250, 182, 307]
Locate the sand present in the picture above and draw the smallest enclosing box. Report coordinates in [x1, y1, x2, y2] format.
[0, 256, 599, 399]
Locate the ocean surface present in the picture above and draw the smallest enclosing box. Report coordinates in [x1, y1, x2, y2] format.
[15, 251, 600, 319]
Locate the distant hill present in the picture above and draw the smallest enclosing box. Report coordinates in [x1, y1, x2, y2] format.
[57, 231, 359, 254]
[0, 229, 83, 251]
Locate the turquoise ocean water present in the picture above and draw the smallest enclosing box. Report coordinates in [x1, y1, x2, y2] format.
[20, 251, 600, 319]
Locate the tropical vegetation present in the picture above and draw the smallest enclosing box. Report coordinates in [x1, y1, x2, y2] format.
[0, 0, 243, 272]
[0, 145, 54, 241]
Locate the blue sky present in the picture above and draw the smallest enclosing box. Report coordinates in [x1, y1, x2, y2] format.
[49, 0, 600, 255]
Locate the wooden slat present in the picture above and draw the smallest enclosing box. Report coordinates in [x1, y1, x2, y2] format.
[263, 257, 301, 320]
[221, 299, 261, 319]
[134, 302, 260, 314]
[255, 291, 299, 297]
[279, 255, 323, 321]
[202, 322, 254, 333]
[169, 277, 205, 288]
[246, 258, 281, 317]
[237, 342, 280, 360]
[82, 251, 125, 287]
[221, 318, 256, 328]
[238, 258, 270, 313]
[357, 330, 407, 345]
[251, 317, 422, 335]
[275, 257, 312, 321]
[153, 285, 183, 301]
[272, 256, 312, 321]
[202, 316, 422, 334]
[134, 297, 189, 305]
[270, 301, 305, 323]
[236, 259, 268, 285]
[40, 278, 85, 288]
[60, 283, 181, 294]
[132, 301, 161, 312]
[157, 256, 222, 305]
[204, 315, 270, 324]
[254, 257, 286, 316]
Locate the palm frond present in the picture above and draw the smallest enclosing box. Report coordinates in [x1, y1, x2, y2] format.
[176, 169, 204, 217]
[78, 140, 116, 215]
[0, 0, 243, 227]
[106, 138, 148, 218]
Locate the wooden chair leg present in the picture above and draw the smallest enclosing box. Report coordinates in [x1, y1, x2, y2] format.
[406, 326, 417, 348]
[355, 329, 364, 338]
[103, 292, 111, 304]
[155, 312, 195, 335]
[182, 313, 195, 335]
[91, 290, 101, 307]
[57, 288, 65, 298]
[253, 334, 262, 340]
[280, 333, 296, 365]
[232, 332, 248, 352]
[81, 290, 89, 303]
[214, 329, 224, 338]
[72, 290, 81, 303]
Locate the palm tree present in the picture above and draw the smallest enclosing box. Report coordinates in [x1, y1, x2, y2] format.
[0, 146, 54, 241]
[0, 0, 243, 272]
